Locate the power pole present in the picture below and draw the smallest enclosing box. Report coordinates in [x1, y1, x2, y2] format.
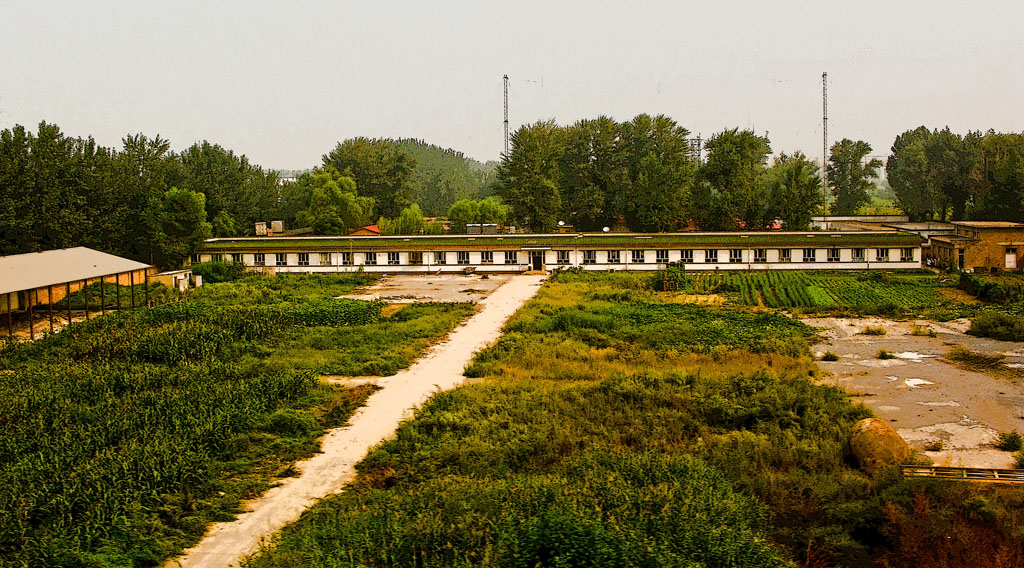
[503, 74, 509, 157]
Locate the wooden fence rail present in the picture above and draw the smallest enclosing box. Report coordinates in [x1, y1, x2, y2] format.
[901, 465, 1024, 483]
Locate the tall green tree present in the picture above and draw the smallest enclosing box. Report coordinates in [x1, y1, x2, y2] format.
[322, 138, 415, 218]
[762, 152, 824, 230]
[294, 168, 374, 235]
[497, 121, 565, 232]
[969, 131, 1024, 221]
[618, 114, 694, 232]
[699, 128, 771, 229]
[153, 187, 212, 268]
[886, 127, 936, 221]
[827, 139, 882, 215]
[378, 203, 428, 235]
[559, 116, 624, 231]
[395, 139, 489, 216]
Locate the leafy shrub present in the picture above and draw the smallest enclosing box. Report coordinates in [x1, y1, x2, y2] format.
[1014, 451, 1024, 469]
[924, 440, 944, 451]
[968, 310, 1024, 342]
[822, 351, 840, 361]
[878, 350, 896, 360]
[994, 431, 1023, 452]
[190, 260, 248, 283]
[860, 326, 887, 336]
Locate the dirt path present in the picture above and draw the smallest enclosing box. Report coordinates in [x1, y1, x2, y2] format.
[169, 274, 547, 568]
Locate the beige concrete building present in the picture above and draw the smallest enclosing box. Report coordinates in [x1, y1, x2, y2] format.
[931, 221, 1024, 272]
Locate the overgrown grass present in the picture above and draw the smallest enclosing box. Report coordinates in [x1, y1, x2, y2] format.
[860, 326, 888, 336]
[994, 431, 1023, 452]
[0, 273, 473, 567]
[246, 270, 1024, 568]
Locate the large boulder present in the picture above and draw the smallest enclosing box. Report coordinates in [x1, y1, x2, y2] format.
[850, 418, 911, 472]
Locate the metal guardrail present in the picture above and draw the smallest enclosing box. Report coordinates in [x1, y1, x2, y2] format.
[901, 465, 1024, 483]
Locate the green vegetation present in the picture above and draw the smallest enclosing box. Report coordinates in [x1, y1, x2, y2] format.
[0, 273, 474, 567]
[189, 259, 248, 283]
[245, 271, 1024, 567]
[822, 351, 840, 361]
[911, 324, 938, 337]
[653, 269, 968, 319]
[994, 431, 1023, 452]
[878, 350, 896, 360]
[958, 273, 1024, 341]
[861, 326, 888, 336]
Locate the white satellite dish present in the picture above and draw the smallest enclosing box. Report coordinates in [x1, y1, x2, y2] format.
[558, 221, 565, 226]
[602, 227, 610, 232]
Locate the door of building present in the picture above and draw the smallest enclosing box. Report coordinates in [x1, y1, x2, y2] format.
[1007, 248, 1018, 270]
[531, 251, 544, 271]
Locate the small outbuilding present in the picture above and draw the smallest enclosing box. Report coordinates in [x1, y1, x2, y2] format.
[931, 221, 1024, 272]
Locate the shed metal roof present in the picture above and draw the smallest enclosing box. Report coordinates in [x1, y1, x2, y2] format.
[0, 247, 153, 295]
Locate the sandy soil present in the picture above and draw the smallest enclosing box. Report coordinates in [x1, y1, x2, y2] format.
[168, 274, 546, 568]
[343, 273, 512, 303]
[809, 316, 1024, 468]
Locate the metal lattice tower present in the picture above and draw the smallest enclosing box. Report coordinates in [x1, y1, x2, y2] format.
[503, 75, 509, 157]
[822, 72, 828, 190]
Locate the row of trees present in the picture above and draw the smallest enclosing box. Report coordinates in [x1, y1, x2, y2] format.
[887, 128, 1024, 221]
[495, 115, 871, 232]
[0, 122, 281, 266]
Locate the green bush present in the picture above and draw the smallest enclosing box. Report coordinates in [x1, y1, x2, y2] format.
[878, 350, 896, 360]
[190, 260, 248, 283]
[994, 430, 1023, 452]
[968, 310, 1024, 342]
[822, 351, 840, 361]
[860, 326, 887, 336]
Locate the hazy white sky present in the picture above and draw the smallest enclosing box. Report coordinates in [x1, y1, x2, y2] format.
[2, 1, 1022, 169]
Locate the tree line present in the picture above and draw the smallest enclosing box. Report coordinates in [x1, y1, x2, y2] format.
[887, 127, 1024, 221]
[495, 114, 912, 232]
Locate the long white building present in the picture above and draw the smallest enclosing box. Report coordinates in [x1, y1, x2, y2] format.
[196, 231, 923, 273]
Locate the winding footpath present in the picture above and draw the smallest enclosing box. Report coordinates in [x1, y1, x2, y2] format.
[169, 274, 546, 568]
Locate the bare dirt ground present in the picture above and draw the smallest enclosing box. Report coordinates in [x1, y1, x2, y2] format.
[810, 316, 1024, 468]
[169, 274, 547, 568]
[343, 273, 512, 303]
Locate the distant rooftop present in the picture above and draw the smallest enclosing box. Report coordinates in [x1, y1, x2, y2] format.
[0, 247, 152, 295]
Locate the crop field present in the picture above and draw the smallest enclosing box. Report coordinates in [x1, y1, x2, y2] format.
[246, 271, 1024, 568]
[663, 270, 968, 318]
[0, 273, 474, 567]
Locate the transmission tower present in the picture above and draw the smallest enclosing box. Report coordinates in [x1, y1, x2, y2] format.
[503, 75, 509, 157]
[822, 72, 828, 193]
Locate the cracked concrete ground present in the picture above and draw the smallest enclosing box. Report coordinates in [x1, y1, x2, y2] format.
[810, 316, 1024, 468]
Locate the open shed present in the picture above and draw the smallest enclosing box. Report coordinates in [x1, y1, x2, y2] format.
[1, 247, 156, 339]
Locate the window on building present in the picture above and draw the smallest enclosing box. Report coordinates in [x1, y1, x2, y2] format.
[435, 251, 447, 265]
[319, 253, 331, 266]
[680, 249, 694, 263]
[276, 254, 288, 266]
[211, 253, 223, 262]
[340, 252, 353, 266]
[827, 248, 840, 263]
[729, 249, 743, 263]
[754, 249, 767, 263]
[957, 249, 965, 269]
[876, 248, 889, 262]
[191, 254, 202, 264]
[504, 251, 518, 264]
[803, 248, 816, 263]
[365, 252, 377, 265]
[852, 248, 865, 262]
[656, 249, 669, 263]
[481, 251, 494, 264]
[631, 249, 645, 263]
[254, 253, 265, 267]
[779, 248, 791, 263]
[231, 253, 243, 264]
[583, 250, 596, 264]
[387, 252, 400, 265]
[705, 249, 718, 263]
[297, 253, 310, 266]
[557, 250, 570, 265]
[409, 252, 423, 265]
[608, 250, 621, 264]
[457, 251, 470, 265]
[901, 248, 914, 262]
